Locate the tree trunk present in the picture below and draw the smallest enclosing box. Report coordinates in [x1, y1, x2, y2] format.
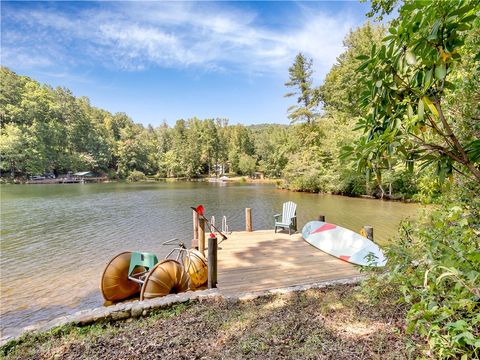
[434, 101, 480, 183]
[375, 169, 385, 199]
[378, 184, 385, 199]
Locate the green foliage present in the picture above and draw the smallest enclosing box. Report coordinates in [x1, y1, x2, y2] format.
[361, 0, 398, 21]
[0, 68, 273, 180]
[280, 24, 412, 197]
[351, 0, 480, 183]
[0, 123, 43, 176]
[369, 184, 480, 358]
[226, 124, 255, 174]
[283, 163, 329, 193]
[336, 168, 367, 197]
[237, 154, 256, 177]
[381, 166, 419, 199]
[283, 122, 344, 193]
[319, 23, 385, 118]
[251, 124, 288, 178]
[411, 174, 444, 204]
[356, 3, 480, 357]
[281, 24, 410, 198]
[126, 170, 147, 182]
[116, 124, 154, 177]
[284, 53, 319, 124]
[0, 68, 117, 177]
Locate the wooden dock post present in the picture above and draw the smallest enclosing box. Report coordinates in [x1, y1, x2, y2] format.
[318, 214, 325, 222]
[246, 208, 252, 232]
[363, 226, 374, 242]
[192, 210, 199, 248]
[208, 234, 218, 289]
[199, 218, 206, 255]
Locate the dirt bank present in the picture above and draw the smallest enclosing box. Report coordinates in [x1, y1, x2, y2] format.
[2, 284, 422, 359]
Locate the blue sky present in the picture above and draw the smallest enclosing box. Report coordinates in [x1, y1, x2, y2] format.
[1, 1, 373, 126]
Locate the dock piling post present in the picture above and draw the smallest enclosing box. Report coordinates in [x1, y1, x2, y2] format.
[199, 218, 206, 255]
[192, 210, 199, 248]
[246, 208, 252, 232]
[363, 226, 374, 242]
[318, 215, 325, 222]
[208, 234, 218, 289]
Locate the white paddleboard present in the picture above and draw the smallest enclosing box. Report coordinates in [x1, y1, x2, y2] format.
[302, 221, 387, 267]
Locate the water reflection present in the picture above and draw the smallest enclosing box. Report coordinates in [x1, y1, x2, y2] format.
[0, 182, 420, 337]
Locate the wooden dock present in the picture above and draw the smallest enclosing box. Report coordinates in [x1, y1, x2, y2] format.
[26, 177, 107, 184]
[216, 230, 360, 295]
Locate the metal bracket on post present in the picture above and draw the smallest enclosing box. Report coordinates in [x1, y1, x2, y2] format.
[221, 215, 229, 234]
[210, 216, 216, 233]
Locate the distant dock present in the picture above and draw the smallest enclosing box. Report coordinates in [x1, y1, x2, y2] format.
[26, 177, 107, 184]
[216, 230, 360, 295]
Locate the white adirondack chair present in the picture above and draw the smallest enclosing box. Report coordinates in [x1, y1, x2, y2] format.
[274, 201, 297, 235]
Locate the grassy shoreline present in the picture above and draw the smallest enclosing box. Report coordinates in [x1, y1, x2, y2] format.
[1, 283, 423, 359]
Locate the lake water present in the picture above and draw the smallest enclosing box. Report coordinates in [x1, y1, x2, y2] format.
[0, 182, 420, 338]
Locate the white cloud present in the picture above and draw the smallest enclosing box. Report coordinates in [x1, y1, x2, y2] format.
[1, 2, 360, 80]
[1, 47, 54, 68]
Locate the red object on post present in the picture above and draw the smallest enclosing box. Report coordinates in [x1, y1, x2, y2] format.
[196, 205, 204, 216]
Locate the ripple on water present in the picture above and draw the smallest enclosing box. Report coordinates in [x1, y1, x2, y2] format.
[0, 182, 421, 338]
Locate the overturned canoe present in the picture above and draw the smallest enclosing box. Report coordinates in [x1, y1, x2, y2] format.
[140, 259, 189, 300]
[101, 251, 144, 302]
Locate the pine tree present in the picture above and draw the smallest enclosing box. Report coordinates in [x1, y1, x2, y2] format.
[284, 53, 318, 124]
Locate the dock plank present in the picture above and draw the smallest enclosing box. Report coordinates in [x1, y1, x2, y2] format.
[216, 230, 360, 295]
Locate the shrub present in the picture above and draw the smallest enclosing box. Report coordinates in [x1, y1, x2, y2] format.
[238, 154, 257, 177]
[366, 183, 480, 358]
[337, 169, 367, 197]
[127, 170, 147, 182]
[106, 169, 119, 180]
[412, 175, 445, 204]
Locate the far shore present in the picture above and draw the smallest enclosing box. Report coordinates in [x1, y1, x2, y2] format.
[1, 176, 418, 203]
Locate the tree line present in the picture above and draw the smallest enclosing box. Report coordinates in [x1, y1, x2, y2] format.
[0, 23, 409, 198]
[1, 6, 478, 201]
[0, 68, 282, 181]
